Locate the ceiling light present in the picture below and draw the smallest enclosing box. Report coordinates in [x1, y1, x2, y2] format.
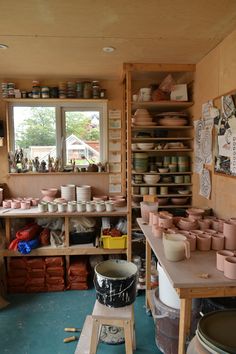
[0, 44, 8, 49]
[102, 46, 115, 53]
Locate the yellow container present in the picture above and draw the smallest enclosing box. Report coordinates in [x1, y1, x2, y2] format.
[101, 235, 127, 249]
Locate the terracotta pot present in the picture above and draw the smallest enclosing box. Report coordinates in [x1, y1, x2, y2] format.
[152, 225, 164, 238]
[224, 256, 236, 279]
[216, 250, 234, 271]
[186, 233, 197, 251]
[223, 222, 236, 250]
[198, 219, 211, 231]
[196, 234, 211, 251]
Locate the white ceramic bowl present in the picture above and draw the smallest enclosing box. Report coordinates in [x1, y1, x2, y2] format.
[137, 143, 154, 150]
[143, 174, 160, 184]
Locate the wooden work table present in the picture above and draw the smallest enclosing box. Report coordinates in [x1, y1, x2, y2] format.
[137, 218, 236, 354]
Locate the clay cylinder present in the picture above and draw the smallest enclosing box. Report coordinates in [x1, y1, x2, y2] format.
[223, 222, 236, 250]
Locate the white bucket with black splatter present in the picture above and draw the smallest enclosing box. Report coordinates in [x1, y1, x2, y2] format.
[94, 259, 138, 307]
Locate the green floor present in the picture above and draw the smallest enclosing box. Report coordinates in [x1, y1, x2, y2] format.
[0, 289, 162, 354]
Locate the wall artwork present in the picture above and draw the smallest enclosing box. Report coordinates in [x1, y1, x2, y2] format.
[214, 94, 236, 176]
[200, 168, 211, 199]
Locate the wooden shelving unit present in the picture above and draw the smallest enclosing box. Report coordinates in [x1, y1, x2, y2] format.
[123, 63, 195, 256]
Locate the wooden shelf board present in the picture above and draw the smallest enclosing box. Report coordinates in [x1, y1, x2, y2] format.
[0, 245, 127, 257]
[4, 98, 108, 104]
[132, 204, 191, 209]
[132, 194, 192, 197]
[132, 148, 192, 152]
[131, 101, 193, 111]
[132, 137, 193, 142]
[132, 183, 192, 186]
[132, 171, 192, 175]
[9, 172, 109, 176]
[132, 125, 193, 130]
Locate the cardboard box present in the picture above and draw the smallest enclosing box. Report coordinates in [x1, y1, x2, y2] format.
[143, 195, 158, 203]
[170, 84, 188, 101]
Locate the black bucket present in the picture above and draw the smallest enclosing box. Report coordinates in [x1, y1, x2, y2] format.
[94, 259, 138, 308]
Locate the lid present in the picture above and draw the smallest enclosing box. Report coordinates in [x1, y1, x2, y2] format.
[198, 310, 236, 354]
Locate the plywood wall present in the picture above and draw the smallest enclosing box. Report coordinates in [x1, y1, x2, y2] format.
[193, 29, 236, 218]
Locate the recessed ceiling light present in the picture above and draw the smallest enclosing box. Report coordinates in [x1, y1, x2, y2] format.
[0, 44, 8, 49]
[102, 46, 115, 53]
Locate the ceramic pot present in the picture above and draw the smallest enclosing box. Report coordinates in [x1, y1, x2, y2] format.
[211, 234, 224, 251]
[21, 201, 30, 210]
[76, 202, 86, 212]
[216, 250, 234, 271]
[223, 222, 236, 250]
[196, 234, 211, 251]
[58, 203, 67, 212]
[152, 225, 164, 238]
[163, 233, 191, 262]
[158, 215, 173, 229]
[198, 219, 211, 231]
[224, 256, 236, 279]
[186, 233, 197, 251]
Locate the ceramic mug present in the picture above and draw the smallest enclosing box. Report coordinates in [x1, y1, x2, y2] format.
[105, 202, 114, 212]
[224, 256, 236, 279]
[58, 203, 67, 212]
[77, 202, 86, 212]
[216, 250, 234, 271]
[163, 233, 191, 262]
[223, 222, 236, 250]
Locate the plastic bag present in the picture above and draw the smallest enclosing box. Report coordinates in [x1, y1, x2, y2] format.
[50, 230, 65, 247]
[69, 217, 96, 232]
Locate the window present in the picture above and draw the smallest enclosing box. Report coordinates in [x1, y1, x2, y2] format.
[8, 101, 107, 169]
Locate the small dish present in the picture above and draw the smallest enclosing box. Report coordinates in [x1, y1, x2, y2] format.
[178, 190, 190, 195]
[159, 168, 169, 173]
[171, 197, 189, 205]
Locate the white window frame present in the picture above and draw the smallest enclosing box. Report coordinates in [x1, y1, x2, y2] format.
[8, 101, 108, 167]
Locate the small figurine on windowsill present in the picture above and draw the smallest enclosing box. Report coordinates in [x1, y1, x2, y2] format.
[32, 157, 40, 172]
[39, 160, 47, 172]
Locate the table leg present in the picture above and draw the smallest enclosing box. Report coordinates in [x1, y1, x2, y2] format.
[178, 298, 192, 354]
[145, 241, 151, 309]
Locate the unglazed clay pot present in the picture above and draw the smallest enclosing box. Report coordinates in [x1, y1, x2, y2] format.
[211, 234, 225, 251]
[158, 215, 173, 229]
[224, 256, 236, 279]
[186, 233, 197, 251]
[223, 222, 236, 250]
[196, 234, 211, 251]
[216, 250, 234, 271]
[152, 225, 164, 238]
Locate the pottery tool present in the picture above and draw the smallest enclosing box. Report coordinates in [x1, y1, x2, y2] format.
[64, 327, 81, 332]
[63, 335, 79, 343]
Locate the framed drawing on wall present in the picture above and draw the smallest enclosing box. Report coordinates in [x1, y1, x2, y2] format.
[214, 93, 236, 176]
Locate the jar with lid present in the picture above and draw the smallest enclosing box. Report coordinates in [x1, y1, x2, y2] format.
[92, 81, 100, 99]
[32, 80, 40, 99]
[41, 86, 50, 99]
[83, 81, 92, 99]
[100, 88, 106, 98]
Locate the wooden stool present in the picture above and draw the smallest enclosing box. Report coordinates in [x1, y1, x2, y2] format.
[74, 300, 136, 354]
[90, 300, 136, 354]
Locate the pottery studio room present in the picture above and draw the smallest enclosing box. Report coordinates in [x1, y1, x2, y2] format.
[1, 1, 236, 354]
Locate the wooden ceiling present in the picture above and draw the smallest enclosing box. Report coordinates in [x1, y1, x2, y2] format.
[0, 0, 236, 80]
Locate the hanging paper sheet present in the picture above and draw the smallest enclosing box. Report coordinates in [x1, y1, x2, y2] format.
[200, 168, 211, 199]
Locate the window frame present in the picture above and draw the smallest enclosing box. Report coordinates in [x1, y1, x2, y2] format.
[8, 100, 108, 167]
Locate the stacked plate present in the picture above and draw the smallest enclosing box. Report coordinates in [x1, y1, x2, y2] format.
[156, 112, 188, 126]
[196, 310, 236, 354]
[76, 185, 91, 202]
[61, 184, 76, 201]
[132, 109, 156, 126]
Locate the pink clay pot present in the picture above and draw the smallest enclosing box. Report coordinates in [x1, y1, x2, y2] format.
[211, 234, 225, 251]
[224, 256, 236, 279]
[196, 234, 211, 251]
[216, 250, 234, 271]
[223, 222, 236, 250]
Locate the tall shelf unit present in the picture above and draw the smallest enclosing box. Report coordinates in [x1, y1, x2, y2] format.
[123, 63, 195, 256]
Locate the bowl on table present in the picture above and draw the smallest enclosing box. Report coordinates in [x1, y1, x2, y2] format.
[143, 174, 160, 184]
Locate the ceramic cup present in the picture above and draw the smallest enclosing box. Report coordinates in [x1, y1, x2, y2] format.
[20, 201, 31, 210]
[11, 200, 21, 209]
[196, 234, 211, 251]
[186, 233, 197, 251]
[216, 250, 234, 271]
[224, 256, 236, 279]
[95, 202, 105, 212]
[105, 201, 114, 212]
[223, 222, 236, 250]
[3, 200, 11, 208]
[48, 202, 57, 213]
[58, 203, 67, 212]
[67, 201, 76, 212]
[38, 202, 47, 213]
[211, 234, 225, 251]
[86, 202, 95, 212]
[31, 198, 40, 206]
[152, 225, 164, 238]
[76, 202, 86, 212]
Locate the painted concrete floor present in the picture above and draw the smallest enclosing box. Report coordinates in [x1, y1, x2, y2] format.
[0, 289, 162, 354]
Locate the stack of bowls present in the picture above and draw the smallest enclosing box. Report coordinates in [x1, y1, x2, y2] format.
[76, 185, 91, 202]
[133, 153, 149, 172]
[61, 184, 76, 201]
[132, 109, 156, 126]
